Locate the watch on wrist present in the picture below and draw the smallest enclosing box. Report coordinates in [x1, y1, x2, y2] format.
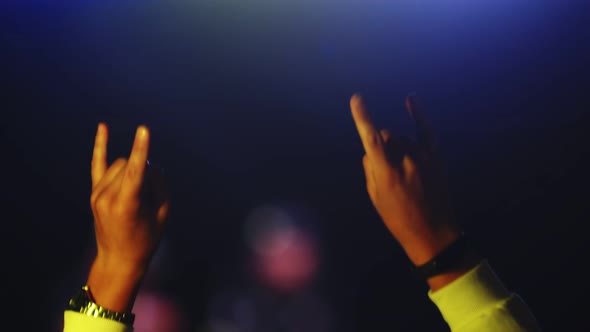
[412, 233, 474, 280]
[67, 285, 135, 325]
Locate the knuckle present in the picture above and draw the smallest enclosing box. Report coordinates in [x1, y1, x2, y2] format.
[90, 189, 107, 207]
[94, 193, 112, 212]
[90, 192, 99, 206]
[113, 158, 128, 167]
[98, 192, 113, 206]
[125, 164, 138, 180]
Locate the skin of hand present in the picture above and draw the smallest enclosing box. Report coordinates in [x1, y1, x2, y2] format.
[350, 94, 476, 291]
[86, 123, 170, 312]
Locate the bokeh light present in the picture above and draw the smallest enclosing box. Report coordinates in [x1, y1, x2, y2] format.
[244, 204, 320, 293]
[254, 229, 318, 293]
[244, 205, 297, 257]
[205, 288, 333, 332]
[133, 291, 188, 332]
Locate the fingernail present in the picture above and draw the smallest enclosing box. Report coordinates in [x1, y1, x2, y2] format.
[96, 123, 107, 137]
[351, 93, 364, 105]
[137, 126, 148, 138]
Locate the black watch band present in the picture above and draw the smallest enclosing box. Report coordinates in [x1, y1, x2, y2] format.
[413, 234, 472, 280]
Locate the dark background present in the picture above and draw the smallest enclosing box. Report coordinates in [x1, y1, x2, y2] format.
[2, 1, 589, 331]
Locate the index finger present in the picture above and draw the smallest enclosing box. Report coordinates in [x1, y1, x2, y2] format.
[91, 122, 108, 188]
[120, 125, 150, 199]
[350, 94, 386, 161]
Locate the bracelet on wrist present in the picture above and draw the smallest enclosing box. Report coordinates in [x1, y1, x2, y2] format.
[412, 233, 475, 280]
[67, 285, 135, 325]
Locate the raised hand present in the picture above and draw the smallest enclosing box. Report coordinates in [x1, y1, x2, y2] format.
[87, 123, 170, 312]
[350, 94, 460, 268]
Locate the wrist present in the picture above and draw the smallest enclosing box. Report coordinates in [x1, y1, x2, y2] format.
[404, 231, 482, 292]
[399, 227, 460, 266]
[67, 285, 136, 325]
[86, 257, 147, 312]
[425, 250, 482, 291]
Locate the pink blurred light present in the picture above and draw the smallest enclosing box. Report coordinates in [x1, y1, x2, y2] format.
[255, 228, 319, 292]
[133, 291, 188, 332]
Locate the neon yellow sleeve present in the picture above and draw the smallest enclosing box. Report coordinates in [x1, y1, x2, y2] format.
[63, 310, 133, 332]
[429, 260, 541, 332]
